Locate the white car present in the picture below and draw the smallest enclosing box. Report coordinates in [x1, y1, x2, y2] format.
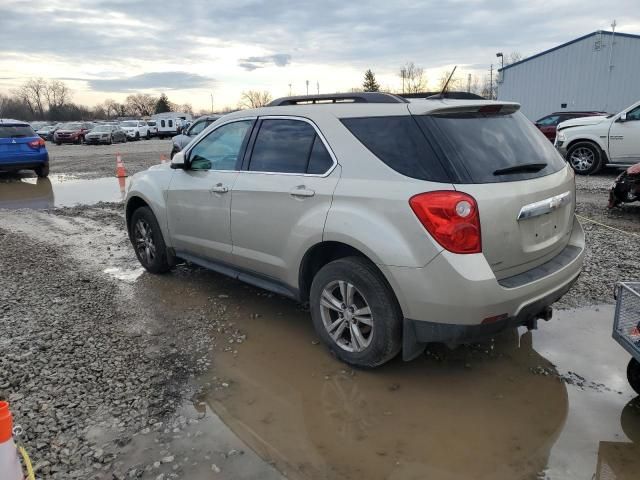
[556, 100, 640, 174]
[119, 120, 151, 141]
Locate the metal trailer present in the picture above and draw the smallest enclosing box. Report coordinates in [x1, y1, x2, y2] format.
[613, 282, 640, 394]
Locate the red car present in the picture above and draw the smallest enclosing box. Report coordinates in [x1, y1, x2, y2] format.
[534, 111, 607, 142]
[53, 122, 94, 145]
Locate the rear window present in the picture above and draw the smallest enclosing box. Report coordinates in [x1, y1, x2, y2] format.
[0, 125, 36, 138]
[416, 111, 566, 183]
[340, 116, 450, 182]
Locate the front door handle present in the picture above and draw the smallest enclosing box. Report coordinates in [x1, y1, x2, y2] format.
[290, 185, 315, 198]
[210, 183, 229, 194]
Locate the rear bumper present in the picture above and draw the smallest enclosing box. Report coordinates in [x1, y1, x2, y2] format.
[379, 215, 585, 359]
[0, 152, 49, 171]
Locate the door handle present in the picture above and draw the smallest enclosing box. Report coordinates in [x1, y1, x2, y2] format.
[289, 185, 315, 198]
[210, 183, 229, 194]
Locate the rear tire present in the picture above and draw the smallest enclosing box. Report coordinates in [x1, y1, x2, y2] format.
[310, 256, 402, 368]
[34, 164, 49, 178]
[135, 132, 140, 141]
[567, 142, 602, 175]
[628, 358, 640, 395]
[129, 207, 171, 274]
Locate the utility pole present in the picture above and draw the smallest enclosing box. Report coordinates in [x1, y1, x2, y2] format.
[489, 64, 494, 100]
[467, 73, 471, 93]
[288, 83, 292, 96]
[306, 80, 309, 95]
[316, 81, 319, 94]
[210, 93, 214, 113]
[401, 68, 406, 94]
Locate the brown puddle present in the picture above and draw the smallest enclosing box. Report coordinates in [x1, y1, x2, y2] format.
[133, 266, 640, 479]
[157, 269, 635, 480]
[0, 174, 128, 209]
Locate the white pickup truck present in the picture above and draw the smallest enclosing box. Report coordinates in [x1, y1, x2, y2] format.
[556, 100, 640, 174]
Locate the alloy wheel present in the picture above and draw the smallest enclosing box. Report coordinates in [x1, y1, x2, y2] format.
[319, 280, 374, 353]
[569, 147, 595, 172]
[134, 218, 156, 265]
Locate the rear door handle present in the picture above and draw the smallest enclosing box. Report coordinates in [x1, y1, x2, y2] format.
[290, 185, 315, 198]
[210, 183, 229, 194]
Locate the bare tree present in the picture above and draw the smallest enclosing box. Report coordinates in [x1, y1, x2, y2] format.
[44, 80, 71, 110]
[125, 93, 157, 116]
[103, 99, 119, 118]
[180, 103, 194, 115]
[13, 78, 48, 117]
[505, 51, 523, 66]
[399, 62, 427, 94]
[238, 90, 272, 109]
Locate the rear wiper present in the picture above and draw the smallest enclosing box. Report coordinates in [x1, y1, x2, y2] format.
[493, 163, 547, 175]
[10, 135, 27, 138]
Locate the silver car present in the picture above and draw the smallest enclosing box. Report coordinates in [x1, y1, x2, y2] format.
[170, 115, 222, 158]
[125, 93, 584, 367]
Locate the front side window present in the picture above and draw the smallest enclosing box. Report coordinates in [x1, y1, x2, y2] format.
[188, 120, 253, 171]
[189, 121, 207, 137]
[249, 119, 332, 174]
[626, 106, 640, 121]
[536, 115, 560, 126]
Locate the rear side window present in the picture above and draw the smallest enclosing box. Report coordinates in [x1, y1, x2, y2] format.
[168, 120, 173, 128]
[340, 116, 450, 182]
[417, 111, 566, 183]
[0, 125, 35, 138]
[161, 120, 166, 128]
[249, 119, 333, 174]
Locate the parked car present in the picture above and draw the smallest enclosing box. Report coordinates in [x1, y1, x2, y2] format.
[170, 115, 221, 158]
[54, 122, 93, 145]
[125, 92, 584, 367]
[556, 100, 640, 174]
[36, 124, 57, 140]
[0, 119, 49, 177]
[608, 162, 640, 208]
[84, 125, 127, 145]
[534, 111, 606, 142]
[146, 120, 158, 137]
[120, 120, 151, 140]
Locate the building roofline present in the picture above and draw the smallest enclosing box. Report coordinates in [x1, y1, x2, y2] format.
[499, 30, 640, 72]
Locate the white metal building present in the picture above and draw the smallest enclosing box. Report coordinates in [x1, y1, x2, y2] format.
[497, 30, 640, 120]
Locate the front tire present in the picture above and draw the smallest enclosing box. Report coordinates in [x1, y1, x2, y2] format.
[34, 164, 49, 178]
[135, 132, 140, 141]
[310, 256, 402, 368]
[129, 207, 171, 274]
[567, 142, 602, 175]
[628, 358, 640, 395]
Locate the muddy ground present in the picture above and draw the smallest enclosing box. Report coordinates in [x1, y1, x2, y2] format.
[1, 141, 640, 479]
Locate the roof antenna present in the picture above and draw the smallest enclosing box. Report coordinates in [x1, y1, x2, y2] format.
[433, 66, 457, 99]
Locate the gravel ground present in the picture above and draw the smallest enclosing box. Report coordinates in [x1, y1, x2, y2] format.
[47, 139, 173, 179]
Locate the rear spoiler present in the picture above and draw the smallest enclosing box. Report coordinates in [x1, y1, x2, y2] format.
[425, 103, 520, 116]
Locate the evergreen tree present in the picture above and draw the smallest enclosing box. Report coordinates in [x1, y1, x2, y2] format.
[362, 69, 380, 92]
[154, 93, 171, 114]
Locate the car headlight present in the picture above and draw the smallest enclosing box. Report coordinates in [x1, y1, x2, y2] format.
[556, 131, 566, 142]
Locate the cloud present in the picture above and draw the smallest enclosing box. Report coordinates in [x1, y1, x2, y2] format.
[238, 53, 292, 71]
[85, 72, 214, 92]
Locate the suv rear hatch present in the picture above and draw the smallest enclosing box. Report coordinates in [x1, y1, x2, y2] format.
[0, 124, 40, 158]
[410, 102, 575, 280]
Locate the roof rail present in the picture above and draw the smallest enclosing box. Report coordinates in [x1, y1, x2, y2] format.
[267, 92, 409, 106]
[399, 92, 485, 100]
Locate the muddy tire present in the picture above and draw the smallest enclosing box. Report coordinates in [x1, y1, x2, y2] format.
[310, 256, 402, 368]
[34, 163, 49, 178]
[567, 142, 602, 175]
[129, 206, 171, 274]
[627, 358, 640, 395]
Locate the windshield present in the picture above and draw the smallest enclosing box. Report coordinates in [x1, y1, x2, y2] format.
[61, 123, 82, 130]
[0, 125, 36, 138]
[416, 111, 566, 183]
[121, 121, 137, 127]
[93, 126, 111, 132]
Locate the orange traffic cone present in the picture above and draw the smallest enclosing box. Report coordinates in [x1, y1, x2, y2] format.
[116, 153, 128, 178]
[160, 154, 167, 164]
[118, 176, 126, 200]
[0, 401, 24, 480]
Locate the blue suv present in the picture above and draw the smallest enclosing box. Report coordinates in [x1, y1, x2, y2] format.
[0, 119, 49, 177]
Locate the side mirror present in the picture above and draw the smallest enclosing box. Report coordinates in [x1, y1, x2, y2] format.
[170, 151, 188, 169]
[619, 113, 627, 122]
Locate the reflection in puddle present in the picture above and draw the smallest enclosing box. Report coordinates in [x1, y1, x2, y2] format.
[0, 175, 128, 209]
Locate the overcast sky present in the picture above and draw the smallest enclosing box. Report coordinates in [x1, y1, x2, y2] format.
[1, 0, 638, 110]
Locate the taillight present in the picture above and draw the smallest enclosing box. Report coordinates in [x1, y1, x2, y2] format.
[28, 138, 45, 149]
[409, 191, 482, 254]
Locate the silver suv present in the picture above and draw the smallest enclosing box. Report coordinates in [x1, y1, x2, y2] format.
[125, 93, 585, 367]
